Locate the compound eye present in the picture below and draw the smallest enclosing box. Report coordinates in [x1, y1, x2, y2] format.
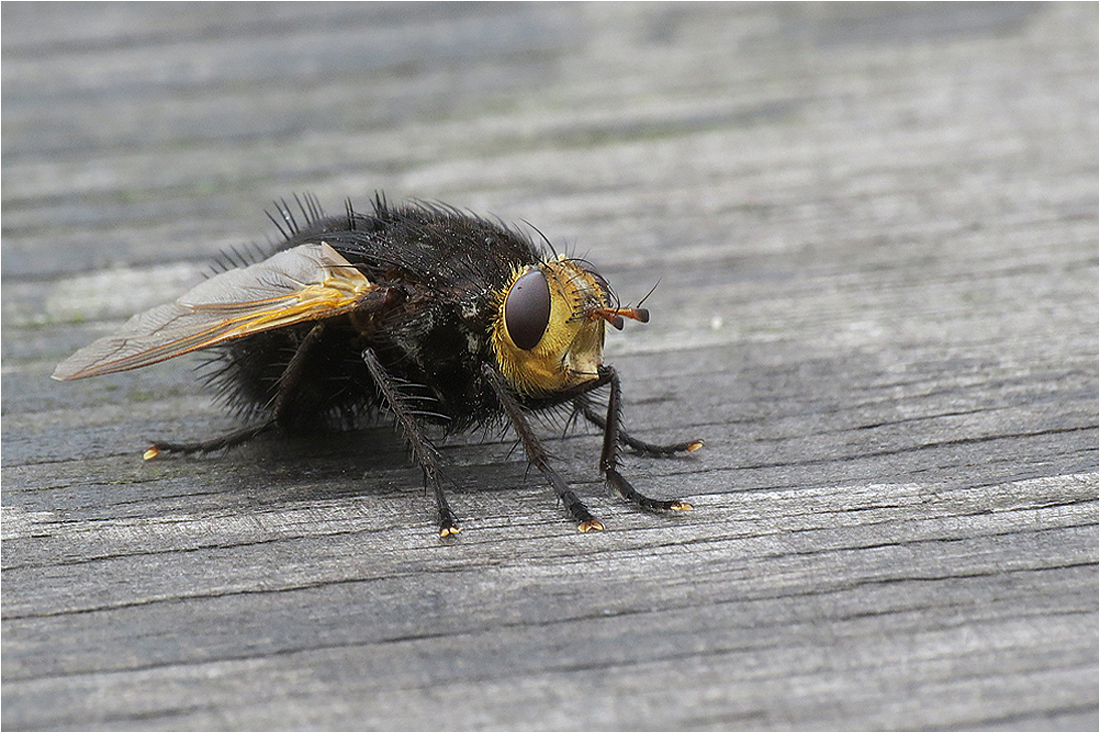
[504, 268, 551, 350]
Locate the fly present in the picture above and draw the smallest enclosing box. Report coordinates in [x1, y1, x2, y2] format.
[53, 194, 703, 537]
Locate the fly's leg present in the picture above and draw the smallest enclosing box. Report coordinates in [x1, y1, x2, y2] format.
[596, 366, 693, 513]
[145, 323, 328, 460]
[362, 348, 460, 538]
[576, 400, 703, 456]
[143, 423, 275, 460]
[483, 364, 604, 532]
[271, 321, 327, 426]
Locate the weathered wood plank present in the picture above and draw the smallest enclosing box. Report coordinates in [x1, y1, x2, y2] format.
[3, 3, 1097, 730]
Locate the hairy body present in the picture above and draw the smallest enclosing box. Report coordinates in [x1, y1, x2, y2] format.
[55, 195, 700, 536]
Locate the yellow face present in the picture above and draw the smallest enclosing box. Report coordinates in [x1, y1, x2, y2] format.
[491, 257, 645, 396]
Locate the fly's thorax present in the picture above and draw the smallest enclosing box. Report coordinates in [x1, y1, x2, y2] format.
[490, 258, 609, 396]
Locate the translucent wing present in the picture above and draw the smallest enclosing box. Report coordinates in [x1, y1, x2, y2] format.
[53, 243, 376, 381]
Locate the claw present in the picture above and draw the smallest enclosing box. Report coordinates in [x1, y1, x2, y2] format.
[578, 519, 605, 533]
[438, 523, 461, 538]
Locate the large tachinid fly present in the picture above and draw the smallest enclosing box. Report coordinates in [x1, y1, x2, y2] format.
[54, 195, 702, 536]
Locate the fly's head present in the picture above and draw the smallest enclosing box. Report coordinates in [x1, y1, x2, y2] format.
[490, 257, 649, 396]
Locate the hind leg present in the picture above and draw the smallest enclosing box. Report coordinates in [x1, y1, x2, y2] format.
[143, 422, 275, 460]
[145, 323, 325, 459]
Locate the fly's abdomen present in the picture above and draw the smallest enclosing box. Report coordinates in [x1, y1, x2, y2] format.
[202, 320, 378, 429]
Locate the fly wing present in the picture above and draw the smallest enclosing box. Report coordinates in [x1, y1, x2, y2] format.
[53, 243, 376, 380]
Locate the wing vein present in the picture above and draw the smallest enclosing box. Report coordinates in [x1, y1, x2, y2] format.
[53, 243, 377, 380]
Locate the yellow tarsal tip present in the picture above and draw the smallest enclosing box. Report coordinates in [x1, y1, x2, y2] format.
[687, 440, 704, 452]
[670, 501, 693, 512]
[578, 519, 605, 533]
[439, 525, 461, 538]
[142, 446, 160, 461]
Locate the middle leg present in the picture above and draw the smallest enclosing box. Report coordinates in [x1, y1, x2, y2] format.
[482, 364, 604, 532]
[362, 347, 460, 537]
[576, 399, 703, 456]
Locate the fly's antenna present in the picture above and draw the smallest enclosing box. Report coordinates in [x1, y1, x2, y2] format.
[591, 279, 659, 328]
[596, 279, 658, 328]
[589, 306, 650, 330]
[637, 279, 660, 308]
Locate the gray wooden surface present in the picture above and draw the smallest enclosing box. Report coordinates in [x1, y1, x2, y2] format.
[2, 3, 1097, 730]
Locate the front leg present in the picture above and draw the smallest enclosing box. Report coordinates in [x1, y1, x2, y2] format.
[597, 366, 693, 513]
[482, 364, 604, 532]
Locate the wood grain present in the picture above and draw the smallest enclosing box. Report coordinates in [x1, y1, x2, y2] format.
[3, 3, 1096, 730]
